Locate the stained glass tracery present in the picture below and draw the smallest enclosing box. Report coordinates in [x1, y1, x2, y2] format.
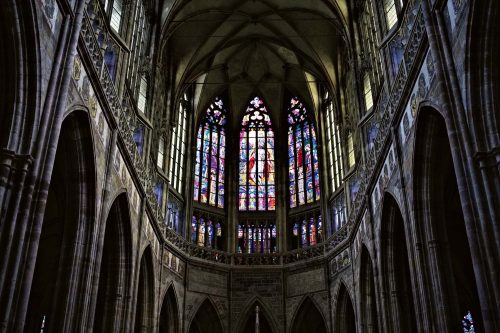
[287, 97, 320, 208]
[291, 214, 322, 248]
[239, 97, 276, 211]
[237, 221, 277, 254]
[193, 97, 226, 208]
[191, 213, 223, 249]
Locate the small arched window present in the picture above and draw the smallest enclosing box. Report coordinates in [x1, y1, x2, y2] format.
[238, 97, 276, 211]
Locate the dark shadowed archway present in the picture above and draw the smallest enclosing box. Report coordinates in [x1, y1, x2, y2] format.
[25, 111, 95, 332]
[334, 284, 355, 333]
[93, 193, 133, 332]
[414, 108, 482, 331]
[159, 286, 180, 333]
[380, 193, 417, 332]
[189, 299, 223, 333]
[135, 246, 155, 332]
[291, 297, 326, 333]
[240, 301, 274, 333]
[359, 246, 379, 333]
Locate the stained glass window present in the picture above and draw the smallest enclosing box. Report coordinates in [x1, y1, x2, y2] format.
[238, 97, 275, 211]
[191, 213, 223, 249]
[237, 220, 277, 254]
[325, 98, 344, 192]
[133, 124, 145, 156]
[287, 96, 320, 208]
[291, 214, 322, 248]
[193, 97, 227, 208]
[167, 199, 181, 233]
[332, 194, 347, 232]
[169, 101, 187, 193]
[462, 310, 475, 333]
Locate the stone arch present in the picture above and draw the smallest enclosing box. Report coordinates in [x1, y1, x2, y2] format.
[24, 110, 96, 332]
[290, 296, 327, 333]
[334, 282, 356, 333]
[0, 0, 39, 153]
[188, 298, 224, 333]
[93, 192, 134, 332]
[134, 246, 156, 332]
[379, 193, 417, 332]
[159, 284, 180, 333]
[236, 296, 278, 333]
[413, 107, 482, 331]
[359, 245, 379, 333]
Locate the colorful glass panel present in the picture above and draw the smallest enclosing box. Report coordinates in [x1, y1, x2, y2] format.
[287, 96, 321, 207]
[291, 214, 321, 249]
[193, 97, 227, 208]
[462, 311, 475, 333]
[237, 222, 277, 254]
[238, 97, 275, 211]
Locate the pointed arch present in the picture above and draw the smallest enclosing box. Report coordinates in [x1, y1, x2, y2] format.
[291, 296, 327, 333]
[359, 245, 379, 333]
[238, 96, 276, 211]
[0, 0, 39, 153]
[159, 284, 180, 333]
[380, 193, 417, 331]
[236, 297, 278, 333]
[413, 107, 482, 331]
[25, 110, 96, 332]
[93, 193, 133, 332]
[134, 246, 156, 332]
[334, 283, 356, 333]
[188, 298, 223, 333]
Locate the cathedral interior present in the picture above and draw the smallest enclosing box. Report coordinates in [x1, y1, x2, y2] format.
[1, 0, 499, 332]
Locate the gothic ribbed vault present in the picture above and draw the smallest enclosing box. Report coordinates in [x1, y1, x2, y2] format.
[160, 0, 350, 123]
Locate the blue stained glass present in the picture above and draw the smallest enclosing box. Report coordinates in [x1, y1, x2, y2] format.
[462, 311, 475, 333]
[301, 220, 307, 246]
[207, 221, 213, 247]
[191, 217, 197, 242]
[193, 97, 226, 208]
[287, 96, 321, 208]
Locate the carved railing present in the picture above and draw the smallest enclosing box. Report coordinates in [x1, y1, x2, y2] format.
[79, 1, 426, 266]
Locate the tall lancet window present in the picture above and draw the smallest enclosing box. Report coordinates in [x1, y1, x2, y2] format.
[193, 97, 227, 208]
[287, 97, 321, 208]
[238, 97, 276, 211]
